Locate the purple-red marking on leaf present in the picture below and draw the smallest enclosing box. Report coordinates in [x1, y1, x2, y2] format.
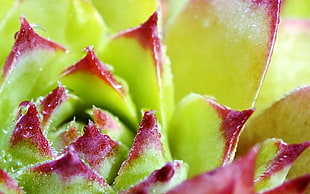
[209, 100, 254, 165]
[251, 0, 282, 48]
[59, 126, 79, 149]
[93, 107, 121, 131]
[62, 47, 125, 94]
[3, 17, 66, 77]
[124, 161, 180, 194]
[10, 101, 53, 158]
[126, 110, 163, 161]
[40, 84, 67, 126]
[0, 168, 22, 193]
[32, 147, 107, 186]
[68, 121, 120, 170]
[257, 141, 310, 182]
[167, 148, 257, 194]
[262, 174, 310, 194]
[116, 12, 163, 77]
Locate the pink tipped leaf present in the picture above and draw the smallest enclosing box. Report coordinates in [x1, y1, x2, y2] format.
[102, 12, 174, 129]
[113, 110, 170, 191]
[261, 174, 310, 194]
[0, 168, 22, 194]
[39, 84, 67, 129]
[0, 17, 68, 135]
[166, 148, 258, 194]
[8, 101, 53, 170]
[67, 121, 128, 183]
[90, 106, 134, 147]
[254, 139, 310, 192]
[239, 86, 310, 179]
[123, 161, 188, 194]
[18, 147, 113, 193]
[169, 93, 253, 177]
[61, 47, 138, 129]
[3, 17, 66, 77]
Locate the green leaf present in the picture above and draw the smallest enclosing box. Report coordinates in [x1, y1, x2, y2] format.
[239, 86, 310, 179]
[0, 0, 107, 66]
[164, 0, 282, 110]
[0, 168, 23, 194]
[169, 93, 253, 177]
[102, 13, 174, 129]
[113, 111, 170, 192]
[61, 47, 138, 129]
[17, 148, 113, 193]
[91, 0, 158, 32]
[281, 0, 310, 18]
[254, 139, 310, 192]
[255, 20, 310, 114]
[88, 106, 134, 147]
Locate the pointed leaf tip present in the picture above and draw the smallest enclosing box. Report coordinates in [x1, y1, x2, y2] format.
[209, 100, 254, 164]
[118, 12, 163, 75]
[62, 47, 125, 94]
[40, 84, 67, 126]
[69, 121, 120, 170]
[3, 17, 66, 77]
[130, 110, 162, 159]
[262, 174, 310, 194]
[32, 146, 106, 185]
[0, 168, 22, 193]
[124, 161, 187, 194]
[10, 101, 53, 158]
[259, 141, 310, 181]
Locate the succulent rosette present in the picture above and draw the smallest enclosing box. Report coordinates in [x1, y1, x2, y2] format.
[0, 0, 310, 193]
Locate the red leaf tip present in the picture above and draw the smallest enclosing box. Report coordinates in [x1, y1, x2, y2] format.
[62, 46, 125, 94]
[10, 101, 53, 158]
[32, 146, 107, 186]
[3, 17, 66, 77]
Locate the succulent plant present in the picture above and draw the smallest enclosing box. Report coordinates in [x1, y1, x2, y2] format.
[0, 0, 310, 193]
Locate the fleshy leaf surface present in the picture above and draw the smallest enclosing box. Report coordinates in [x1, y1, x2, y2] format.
[0, 0, 107, 66]
[164, 0, 282, 110]
[5, 101, 53, 171]
[239, 86, 310, 179]
[255, 20, 310, 114]
[0, 168, 22, 194]
[166, 148, 257, 194]
[254, 139, 310, 192]
[89, 106, 134, 147]
[281, 0, 310, 18]
[67, 121, 128, 184]
[102, 12, 174, 129]
[47, 120, 82, 152]
[123, 161, 188, 194]
[0, 17, 67, 135]
[261, 174, 310, 194]
[113, 110, 170, 191]
[18, 147, 113, 193]
[61, 47, 138, 129]
[91, 0, 158, 32]
[169, 93, 253, 177]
